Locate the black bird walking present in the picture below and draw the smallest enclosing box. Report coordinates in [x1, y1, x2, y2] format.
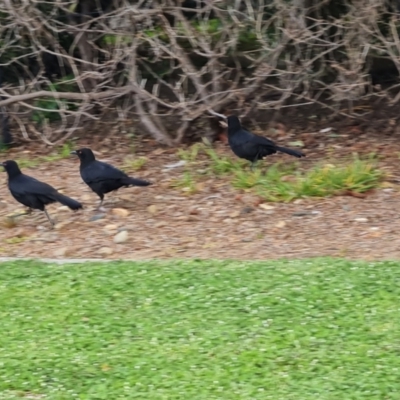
[227, 115, 305, 170]
[2, 160, 82, 226]
[71, 148, 152, 209]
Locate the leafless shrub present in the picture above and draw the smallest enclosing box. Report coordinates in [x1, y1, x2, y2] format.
[0, 0, 399, 145]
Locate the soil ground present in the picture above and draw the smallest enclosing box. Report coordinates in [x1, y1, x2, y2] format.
[2, 117, 400, 261]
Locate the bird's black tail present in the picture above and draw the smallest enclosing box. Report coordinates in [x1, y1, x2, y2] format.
[54, 193, 83, 210]
[122, 177, 152, 187]
[275, 146, 305, 158]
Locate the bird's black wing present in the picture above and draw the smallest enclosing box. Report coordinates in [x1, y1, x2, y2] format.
[230, 128, 276, 154]
[249, 133, 277, 148]
[9, 174, 57, 196]
[81, 160, 128, 184]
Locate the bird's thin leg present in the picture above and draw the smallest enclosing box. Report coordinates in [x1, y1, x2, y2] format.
[250, 161, 257, 171]
[43, 209, 55, 227]
[97, 195, 108, 212]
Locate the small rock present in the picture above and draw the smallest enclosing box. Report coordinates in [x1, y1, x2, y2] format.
[53, 247, 69, 257]
[354, 217, 368, 223]
[98, 247, 114, 256]
[112, 208, 130, 218]
[223, 218, 234, 224]
[164, 160, 186, 169]
[147, 205, 158, 215]
[103, 224, 119, 233]
[293, 199, 303, 204]
[57, 206, 69, 212]
[90, 214, 106, 222]
[259, 204, 275, 211]
[288, 140, 304, 147]
[241, 206, 254, 214]
[229, 211, 241, 218]
[275, 221, 286, 228]
[114, 230, 129, 244]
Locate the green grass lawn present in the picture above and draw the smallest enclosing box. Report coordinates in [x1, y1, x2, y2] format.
[1, 259, 400, 399]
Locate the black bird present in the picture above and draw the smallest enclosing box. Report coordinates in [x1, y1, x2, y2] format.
[71, 147, 152, 209]
[227, 115, 305, 170]
[2, 160, 82, 226]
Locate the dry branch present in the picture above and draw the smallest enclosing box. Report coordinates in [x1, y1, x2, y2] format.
[0, 0, 399, 145]
[0, 88, 132, 108]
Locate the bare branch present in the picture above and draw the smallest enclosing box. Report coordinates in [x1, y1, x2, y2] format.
[0, 0, 398, 145]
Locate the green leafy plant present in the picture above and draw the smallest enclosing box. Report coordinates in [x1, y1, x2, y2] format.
[32, 77, 79, 125]
[173, 144, 383, 202]
[232, 157, 384, 202]
[123, 156, 148, 172]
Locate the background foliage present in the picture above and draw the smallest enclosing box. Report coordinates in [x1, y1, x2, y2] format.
[1, 0, 400, 145]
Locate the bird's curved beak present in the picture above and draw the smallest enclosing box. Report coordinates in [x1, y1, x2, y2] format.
[70, 151, 77, 156]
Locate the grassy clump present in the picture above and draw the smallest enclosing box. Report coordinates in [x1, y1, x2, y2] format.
[233, 158, 383, 202]
[1, 258, 400, 398]
[7, 142, 75, 170]
[122, 156, 148, 172]
[174, 143, 384, 200]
